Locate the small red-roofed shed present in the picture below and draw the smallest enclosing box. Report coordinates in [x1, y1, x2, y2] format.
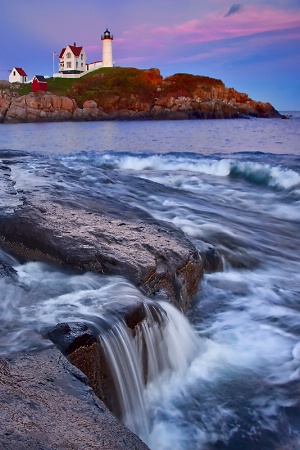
[32, 75, 47, 92]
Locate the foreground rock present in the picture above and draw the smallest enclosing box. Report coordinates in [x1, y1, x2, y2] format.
[0, 151, 203, 311]
[0, 347, 149, 449]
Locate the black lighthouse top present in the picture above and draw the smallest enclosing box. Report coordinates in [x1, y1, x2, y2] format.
[101, 28, 113, 40]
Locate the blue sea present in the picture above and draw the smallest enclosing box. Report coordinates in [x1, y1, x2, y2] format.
[0, 114, 300, 450]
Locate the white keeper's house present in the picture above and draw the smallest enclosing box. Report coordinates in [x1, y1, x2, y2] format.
[58, 43, 87, 75]
[9, 67, 28, 83]
[54, 28, 114, 79]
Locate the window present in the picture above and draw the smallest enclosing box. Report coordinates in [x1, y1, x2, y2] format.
[81, 54, 83, 60]
[13, 71, 16, 76]
[81, 63, 83, 67]
[66, 52, 71, 58]
[67, 62, 71, 68]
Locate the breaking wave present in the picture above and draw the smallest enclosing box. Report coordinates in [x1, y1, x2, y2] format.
[61, 152, 300, 194]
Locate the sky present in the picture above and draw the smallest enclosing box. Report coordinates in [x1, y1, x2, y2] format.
[1, 0, 300, 110]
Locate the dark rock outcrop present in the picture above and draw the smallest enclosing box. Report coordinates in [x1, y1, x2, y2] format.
[203, 247, 224, 272]
[0, 347, 149, 449]
[0, 152, 203, 312]
[0, 259, 17, 279]
[0, 200, 202, 310]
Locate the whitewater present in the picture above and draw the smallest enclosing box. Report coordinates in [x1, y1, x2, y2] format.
[0, 114, 300, 449]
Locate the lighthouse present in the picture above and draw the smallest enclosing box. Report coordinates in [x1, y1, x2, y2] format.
[101, 28, 113, 67]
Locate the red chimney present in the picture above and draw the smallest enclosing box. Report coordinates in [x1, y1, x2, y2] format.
[74, 42, 76, 46]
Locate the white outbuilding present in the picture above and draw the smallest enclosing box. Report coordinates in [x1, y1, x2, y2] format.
[9, 67, 28, 83]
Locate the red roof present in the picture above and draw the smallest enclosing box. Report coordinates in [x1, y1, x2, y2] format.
[59, 45, 83, 58]
[69, 45, 83, 57]
[15, 67, 27, 76]
[33, 75, 47, 83]
[59, 48, 66, 58]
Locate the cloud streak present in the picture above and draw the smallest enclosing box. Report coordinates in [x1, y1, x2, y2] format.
[143, 6, 300, 45]
[225, 4, 243, 17]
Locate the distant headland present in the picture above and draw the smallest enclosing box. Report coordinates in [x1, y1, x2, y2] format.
[0, 67, 284, 123]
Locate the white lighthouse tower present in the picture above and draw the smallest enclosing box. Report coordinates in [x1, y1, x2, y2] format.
[101, 28, 113, 67]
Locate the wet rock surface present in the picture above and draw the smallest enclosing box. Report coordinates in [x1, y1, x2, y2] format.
[0, 259, 17, 279]
[0, 151, 203, 311]
[0, 347, 149, 449]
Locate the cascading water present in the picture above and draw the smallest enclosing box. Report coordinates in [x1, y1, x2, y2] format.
[101, 321, 150, 441]
[100, 301, 200, 444]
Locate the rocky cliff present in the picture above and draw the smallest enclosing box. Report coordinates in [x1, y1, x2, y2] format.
[0, 69, 282, 123]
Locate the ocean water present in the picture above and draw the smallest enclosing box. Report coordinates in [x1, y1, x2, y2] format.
[0, 114, 300, 449]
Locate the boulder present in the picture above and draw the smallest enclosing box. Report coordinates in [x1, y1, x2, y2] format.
[0, 97, 11, 122]
[83, 99, 98, 109]
[0, 153, 203, 312]
[203, 247, 224, 272]
[0, 348, 149, 449]
[0, 200, 202, 310]
[0, 80, 10, 88]
[4, 93, 77, 123]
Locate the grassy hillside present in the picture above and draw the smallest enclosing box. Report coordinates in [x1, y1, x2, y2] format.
[159, 73, 225, 97]
[10, 68, 228, 109]
[67, 67, 163, 109]
[10, 77, 75, 97]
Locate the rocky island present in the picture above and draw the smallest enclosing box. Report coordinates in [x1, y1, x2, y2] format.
[0, 67, 282, 123]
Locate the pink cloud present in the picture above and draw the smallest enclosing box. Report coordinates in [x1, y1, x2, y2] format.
[140, 6, 300, 44]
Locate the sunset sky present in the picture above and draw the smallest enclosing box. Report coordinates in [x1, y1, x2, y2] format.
[1, 0, 299, 110]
